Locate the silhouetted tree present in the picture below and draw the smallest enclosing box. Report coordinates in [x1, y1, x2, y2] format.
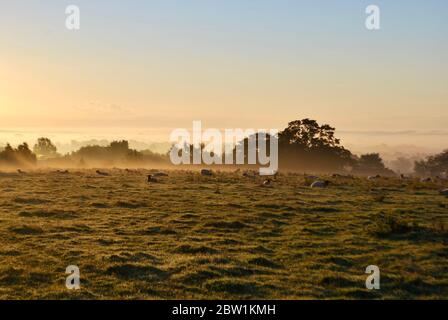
[69, 140, 167, 166]
[353, 153, 394, 176]
[110, 140, 130, 155]
[0, 142, 37, 167]
[277, 119, 354, 172]
[279, 119, 340, 148]
[0, 144, 16, 163]
[17, 143, 37, 164]
[414, 150, 448, 177]
[231, 132, 273, 165]
[34, 137, 58, 158]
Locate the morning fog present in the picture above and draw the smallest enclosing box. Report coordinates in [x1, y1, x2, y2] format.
[169, 121, 278, 175]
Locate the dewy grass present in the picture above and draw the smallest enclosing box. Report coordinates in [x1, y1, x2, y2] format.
[0, 169, 447, 299]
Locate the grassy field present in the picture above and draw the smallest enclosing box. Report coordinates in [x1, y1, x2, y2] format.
[0, 169, 447, 299]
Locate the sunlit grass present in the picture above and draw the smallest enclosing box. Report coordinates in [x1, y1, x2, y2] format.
[0, 170, 447, 299]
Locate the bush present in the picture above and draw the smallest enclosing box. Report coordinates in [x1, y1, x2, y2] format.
[0, 143, 37, 167]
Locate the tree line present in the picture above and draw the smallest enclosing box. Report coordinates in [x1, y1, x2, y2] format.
[174, 119, 395, 175]
[1, 118, 447, 176]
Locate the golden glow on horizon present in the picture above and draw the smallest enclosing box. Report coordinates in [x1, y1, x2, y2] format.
[1, 49, 447, 133]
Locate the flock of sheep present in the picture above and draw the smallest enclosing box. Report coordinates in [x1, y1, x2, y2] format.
[307, 173, 448, 196]
[153, 168, 448, 197]
[13, 167, 448, 196]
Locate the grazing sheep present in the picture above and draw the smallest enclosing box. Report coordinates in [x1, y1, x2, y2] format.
[368, 175, 381, 180]
[420, 177, 432, 183]
[311, 180, 330, 188]
[201, 169, 213, 176]
[57, 169, 69, 174]
[440, 189, 448, 196]
[243, 171, 257, 178]
[96, 170, 109, 176]
[147, 174, 158, 183]
[153, 172, 168, 177]
[262, 179, 273, 187]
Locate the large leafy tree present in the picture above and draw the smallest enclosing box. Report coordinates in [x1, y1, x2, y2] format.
[277, 119, 354, 171]
[278, 119, 341, 148]
[33, 137, 58, 158]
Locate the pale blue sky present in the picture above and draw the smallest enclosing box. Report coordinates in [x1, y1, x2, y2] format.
[0, 1, 447, 138]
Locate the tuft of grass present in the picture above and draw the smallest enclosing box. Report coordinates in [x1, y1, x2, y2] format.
[174, 245, 218, 255]
[19, 210, 78, 219]
[320, 275, 358, 288]
[369, 213, 415, 236]
[0, 267, 24, 285]
[248, 257, 281, 269]
[9, 225, 44, 235]
[204, 221, 248, 230]
[106, 264, 168, 280]
[204, 279, 265, 296]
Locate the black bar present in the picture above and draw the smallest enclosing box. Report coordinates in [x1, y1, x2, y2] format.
[0, 300, 445, 319]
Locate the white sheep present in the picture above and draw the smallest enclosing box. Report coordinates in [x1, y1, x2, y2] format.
[311, 180, 330, 188]
[96, 170, 109, 176]
[262, 179, 273, 187]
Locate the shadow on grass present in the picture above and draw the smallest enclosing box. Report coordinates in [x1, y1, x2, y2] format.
[106, 264, 169, 281]
[369, 213, 448, 243]
[204, 279, 274, 297]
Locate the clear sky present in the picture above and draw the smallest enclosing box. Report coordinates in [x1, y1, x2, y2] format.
[0, 1, 447, 145]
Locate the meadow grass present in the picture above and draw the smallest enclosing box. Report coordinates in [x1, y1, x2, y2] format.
[0, 169, 447, 299]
